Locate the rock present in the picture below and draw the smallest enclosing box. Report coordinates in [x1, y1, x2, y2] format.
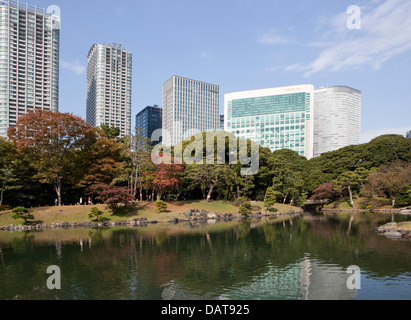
[169, 217, 179, 224]
[383, 231, 402, 238]
[376, 222, 398, 233]
[207, 213, 217, 219]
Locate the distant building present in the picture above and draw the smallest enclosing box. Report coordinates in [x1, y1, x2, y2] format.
[313, 86, 361, 157]
[0, 0, 60, 138]
[407, 130, 411, 139]
[225, 84, 314, 159]
[162, 75, 220, 146]
[136, 105, 162, 145]
[86, 42, 132, 138]
[220, 115, 224, 130]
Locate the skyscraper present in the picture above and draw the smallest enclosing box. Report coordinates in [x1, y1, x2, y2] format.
[225, 85, 314, 159]
[162, 75, 220, 146]
[86, 42, 132, 138]
[136, 105, 162, 145]
[0, 0, 60, 138]
[313, 86, 361, 157]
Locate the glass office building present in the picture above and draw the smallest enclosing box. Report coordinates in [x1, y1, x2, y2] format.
[224, 85, 314, 159]
[86, 42, 132, 138]
[162, 75, 220, 146]
[0, 0, 60, 138]
[136, 105, 162, 145]
[313, 86, 361, 157]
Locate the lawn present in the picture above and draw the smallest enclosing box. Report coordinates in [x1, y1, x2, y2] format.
[0, 200, 302, 227]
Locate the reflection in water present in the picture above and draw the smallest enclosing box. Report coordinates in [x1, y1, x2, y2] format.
[161, 256, 358, 300]
[0, 212, 410, 300]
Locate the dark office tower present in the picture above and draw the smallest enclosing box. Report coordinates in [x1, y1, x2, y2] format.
[135, 105, 162, 145]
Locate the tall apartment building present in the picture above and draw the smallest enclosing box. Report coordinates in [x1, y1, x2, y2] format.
[313, 86, 361, 157]
[136, 105, 162, 145]
[225, 85, 314, 159]
[86, 42, 132, 138]
[162, 75, 220, 146]
[0, 0, 60, 138]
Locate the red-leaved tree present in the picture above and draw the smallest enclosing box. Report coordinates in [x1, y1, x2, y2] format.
[8, 110, 95, 206]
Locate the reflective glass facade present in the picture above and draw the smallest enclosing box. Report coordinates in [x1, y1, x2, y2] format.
[225, 85, 314, 159]
[162, 75, 220, 146]
[136, 105, 162, 145]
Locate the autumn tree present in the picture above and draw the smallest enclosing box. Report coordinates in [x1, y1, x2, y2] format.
[8, 110, 95, 206]
[91, 183, 135, 214]
[366, 161, 411, 207]
[78, 127, 125, 197]
[309, 182, 336, 202]
[152, 154, 184, 201]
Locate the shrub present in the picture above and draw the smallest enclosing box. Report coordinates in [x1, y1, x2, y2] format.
[12, 207, 35, 225]
[155, 200, 168, 212]
[239, 201, 252, 216]
[88, 207, 105, 222]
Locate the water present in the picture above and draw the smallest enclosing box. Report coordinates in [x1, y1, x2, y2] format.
[0, 212, 410, 300]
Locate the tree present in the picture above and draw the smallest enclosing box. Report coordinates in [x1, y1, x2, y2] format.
[0, 138, 17, 206]
[88, 207, 105, 222]
[78, 128, 125, 196]
[155, 200, 168, 212]
[12, 207, 34, 225]
[122, 127, 153, 200]
[91, 183, 135, 214]
[309, 182, 336, 201]
[152, 154, 184, 201]
[333, 171, 362, 208]
[8, 110, 95, 206]
[264, 187, 281, 213]
[100, 124, 120, 140]
[366, 161, 411, 207]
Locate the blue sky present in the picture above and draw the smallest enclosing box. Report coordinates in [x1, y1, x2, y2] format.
[28, 0, 411, 142]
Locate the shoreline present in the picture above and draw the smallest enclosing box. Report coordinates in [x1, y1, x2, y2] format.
[0, 208, 303, 232]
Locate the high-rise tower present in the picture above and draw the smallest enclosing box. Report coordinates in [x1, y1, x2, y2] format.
[313, 86, 361, 157]
[86, 42, 132, 137]
[0, 0, 60, 138]
[162, 75, 220, 146]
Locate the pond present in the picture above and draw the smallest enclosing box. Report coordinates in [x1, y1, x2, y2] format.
[0, 212, 410, 300]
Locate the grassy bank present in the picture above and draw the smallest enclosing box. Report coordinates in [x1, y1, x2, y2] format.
[323, 196, 396, 211]
[0, 200, 302, 227]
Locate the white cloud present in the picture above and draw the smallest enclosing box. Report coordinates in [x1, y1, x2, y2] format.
[61, 60, 86, 75]
[361, 126, 409, 143]
[288, 0, 411, 76]
[257, 29, 290, 45]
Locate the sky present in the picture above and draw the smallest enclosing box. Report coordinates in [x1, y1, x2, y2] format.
[26, 0, 411, 143]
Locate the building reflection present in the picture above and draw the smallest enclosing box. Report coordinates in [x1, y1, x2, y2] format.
[161, 255, 358, 300]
